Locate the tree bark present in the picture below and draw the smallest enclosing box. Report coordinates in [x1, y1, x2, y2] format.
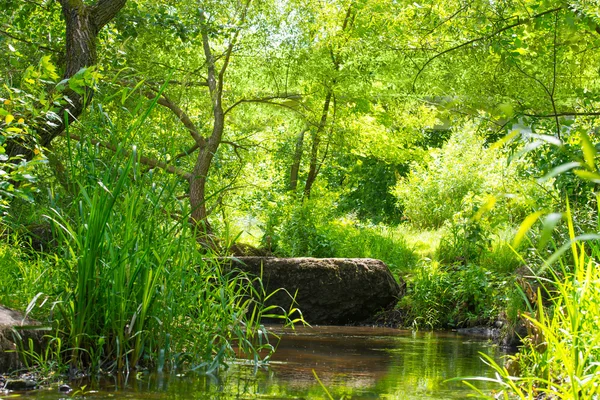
[189, 118, 223, 237]
[289, 128, 306, 191]
[6, 0, 127, 158]
[304, 91, 332, 198]
[187, 10, 233, 241]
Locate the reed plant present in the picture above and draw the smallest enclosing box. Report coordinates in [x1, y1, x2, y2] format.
[463, 207, 600, 399]
[15, 142, 295, 374]
[1, 84, 301, 375]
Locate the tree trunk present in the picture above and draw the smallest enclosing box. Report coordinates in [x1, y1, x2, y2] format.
[289, 128, 306, 191]
[304, 91, 332, 198]
[6, 0, 127, 158]
[189, 117, 223, 238]
[189, 5, 249, 246]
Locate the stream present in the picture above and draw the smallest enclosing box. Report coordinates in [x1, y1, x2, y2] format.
[13, 326, 507, 399]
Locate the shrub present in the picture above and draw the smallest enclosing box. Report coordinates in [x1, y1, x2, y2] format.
[322, 220, 419, 274]
[276, 197, 336, 257]
[400, 261, 510, 329]
[273, 198, 418, 274]
[393, 124, 552, 229]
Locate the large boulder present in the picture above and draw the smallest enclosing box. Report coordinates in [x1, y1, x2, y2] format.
[0, 306, 43, 373]
[227, 257, 404, 325]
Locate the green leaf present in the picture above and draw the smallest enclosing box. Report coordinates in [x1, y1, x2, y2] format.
[579, 131, 597, 170]
[39, 55, 59, 80]
[537, 212, 562, 251]
[574, 169, 600, 184]
[492, 129, 520, 149]
[538, 162, 581, 182]
[513, 210, 544, 248]
[497, 103, 514, 118]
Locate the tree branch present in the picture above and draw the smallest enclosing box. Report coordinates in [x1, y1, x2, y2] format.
[59, 132, 192, 180]
[0, 28, 61, 53]
[92, 0, 128, 32]
[144, 90, 207, 147]
[523, 111, 600, 118]
[412, 6, 564, 90]
[137, 60, 209, 81]
[421, 2, 470, 38]
[199, 12, 218, 97]
[218, 0, 252, 90]
[512, 62, 561, 138]
[221, 140, 249, 162]
[205, 185, 245, 216]
[224, 94, 305, 115]
[147, 79, 209, 88]
[551, 12, 560, 137]
[173, 143, 200, 160]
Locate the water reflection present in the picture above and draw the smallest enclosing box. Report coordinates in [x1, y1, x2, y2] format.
[263, 326, 504, 399]
[16, 326, 506, 399]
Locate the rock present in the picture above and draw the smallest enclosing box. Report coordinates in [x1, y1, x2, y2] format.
[226, 257, 404, 325]
[0, 306, 44, 373]
[58, 384, 72, 393]
[4, 378, 37, 391]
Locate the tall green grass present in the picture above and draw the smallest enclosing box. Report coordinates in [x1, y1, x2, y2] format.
[0, 80, 303, 375]
[464, 213, 600, 399]
[9, 142, 297, 374]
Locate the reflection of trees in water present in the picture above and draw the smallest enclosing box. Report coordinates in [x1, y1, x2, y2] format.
[247, 328, 504, 399]
[52, 329, 505, 399]
[374, 332, 504, 398]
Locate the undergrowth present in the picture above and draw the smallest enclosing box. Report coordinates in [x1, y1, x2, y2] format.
[465, 217, 600, 399]
[2, 145, 300, 376]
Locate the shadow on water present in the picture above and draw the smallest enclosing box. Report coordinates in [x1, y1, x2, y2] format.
[14, 326, 508, 399]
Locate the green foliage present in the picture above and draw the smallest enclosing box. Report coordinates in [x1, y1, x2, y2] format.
[393, 126, 491, 228]
[0, 56, 64, 211]
[436, 217, 522, 273]
[0, 236, 55, 311]
[322, 221, 419, 273]
[463, 128, 600, 398]
[393, 124, 550, 229]
[436, 219, 492, 266]
[400, 261, 511, 329]
[4, 0, 600, 389]
[333, 156, 406, 225]
[467, 237, 600, 399]
[276, 196, 336, 257]
[270, 196, 417, 273]
[1, 147, 295, 374]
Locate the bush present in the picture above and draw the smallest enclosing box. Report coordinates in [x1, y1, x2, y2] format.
[400, 261, 511, 329]
[393, 124, 552, 229]
[322, 220, 419, 274]
[436, 218, 491, 265]
[271, 197, 418, 274]
[0, 236, 55, 312]
[276, 197, 337, 257]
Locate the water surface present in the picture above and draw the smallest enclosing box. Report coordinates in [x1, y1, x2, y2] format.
[15, 326, 506, 399]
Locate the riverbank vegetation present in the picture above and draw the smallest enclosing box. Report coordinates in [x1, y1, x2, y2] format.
[1, 0, 600, 397]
